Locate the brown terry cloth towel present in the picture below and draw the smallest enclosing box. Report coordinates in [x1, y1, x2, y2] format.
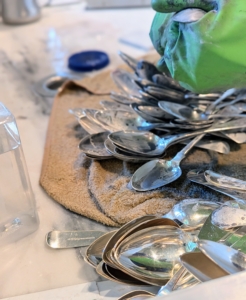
[40, 59, 246, 227]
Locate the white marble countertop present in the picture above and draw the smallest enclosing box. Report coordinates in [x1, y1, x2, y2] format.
[0, 3, 156, 299]
[1, 3, 246, 300]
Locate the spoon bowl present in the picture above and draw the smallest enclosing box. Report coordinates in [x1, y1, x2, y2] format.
[114, 225, 197, 285]
[131, 135, 204, 191]
[164, 199, 220, 229]
[79, 132, 112, 158]
[85, 231, 116, 268]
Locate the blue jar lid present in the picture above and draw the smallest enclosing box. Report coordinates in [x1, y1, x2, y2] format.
[68, 50, 110, 72]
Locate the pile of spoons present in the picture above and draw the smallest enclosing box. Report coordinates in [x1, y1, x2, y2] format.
[83, 198, 221, 288]
[69, 52, 246, 191]
[81, 196, 246, 299]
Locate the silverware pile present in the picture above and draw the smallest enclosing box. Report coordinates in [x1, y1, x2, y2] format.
[64, 52, 246, 298]
[70, 51, 246, 191]
[80, 196, 246, 299]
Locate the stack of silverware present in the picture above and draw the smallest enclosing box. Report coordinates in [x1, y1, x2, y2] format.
[70, 51, 246, 192]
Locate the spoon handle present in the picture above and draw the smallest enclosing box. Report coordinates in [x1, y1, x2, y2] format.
[205, 88, 236, 114]
[157, 266, 188, 296]
[172, 134, 205, 163]
[46, 230, 106, 248]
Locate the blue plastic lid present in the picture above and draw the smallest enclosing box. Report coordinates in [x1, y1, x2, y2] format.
[68, 50, 110, 72]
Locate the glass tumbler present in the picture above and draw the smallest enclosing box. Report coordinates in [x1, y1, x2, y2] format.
[0, 102, 39, 245]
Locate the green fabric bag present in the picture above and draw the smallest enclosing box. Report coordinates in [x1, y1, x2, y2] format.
[150, 0, 246, 93]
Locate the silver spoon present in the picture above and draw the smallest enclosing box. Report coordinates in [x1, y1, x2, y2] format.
[111, 69, 140, 97]
[204, 170, 246, 191]
[187, 170, 246, 206]
[79, 116, 105, 135]
[109, 117, 245, 157]
[95, 109, 163, 132]
[131, 134, 204, 191]
[163, 198, 220, 229]
[172, 8, 207, 23]
[104, 138, 161, 163]
[205, 88, 237, 114]
[46, 230, 105, 249]
[159, 101, 208, 122]
[100, 100, 132, 112]
[130, 103, 166, 123]
[137, 114, 246, 131]
[152, 74, 186, 92]
[137, 104, 173, 120]
[179, 252, 228, 282]
[79, 132, 113, 159]
[211, 204, 246, 229]
[118, 51, 138, 71]
[135, 60, 162, 81]
[181, 139, 230, 154]
[145, 86, 185, 101]
[198, 239, 246, 274]
[115, 225, 197, 284]
[110, 92, 143, 105]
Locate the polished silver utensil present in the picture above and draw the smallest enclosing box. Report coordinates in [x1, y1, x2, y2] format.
[79, 132, 113, 159]
[198, 240, 246, 274]
[79, 116, 106, 135]
[172, 8, 207, 23]
[131, 134, 204, 191]
[181, 139, 230, 154]
[95, 110, 158, 132]
[110, 92, 143, 105]
[137, 115, 246, 131]
[111, 69, 140, 97]
[108, 131, 188, 157]
[205, 88, 237, 114]
[117, 290, 155, 300]
[100, 100, 132, 112]
[115, 225, 196, 284]
[46, 230, 105, 249]
[85, 231, 116, 268]
[135, 60, 162, 81]
[187, 170, 246, 205]
[118, 51, 138, 71]
[130, 103, 164, 123]
[163, 199, 220, 229]
[179, 252, 228, 282]
[157, 266, 199, 296]
[159, 101, 208, 122]
[104, 138, 160, 163]
[211, 204, 246, 229]
[145, 86, 185, 101]
[152, 74, 186, 92]
[204, 170, 246, 191]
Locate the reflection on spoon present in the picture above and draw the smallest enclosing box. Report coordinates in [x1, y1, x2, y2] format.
[163, 199, 220, 229]
[204, 170, 246, 191]
[131, 134, 204, 191]
[198, 240, 246, 274]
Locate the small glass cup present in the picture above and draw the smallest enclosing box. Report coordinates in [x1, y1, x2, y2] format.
[0, 102, 39, 245]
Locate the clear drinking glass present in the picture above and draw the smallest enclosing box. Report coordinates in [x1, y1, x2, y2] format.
[0, 102, 39, 245]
